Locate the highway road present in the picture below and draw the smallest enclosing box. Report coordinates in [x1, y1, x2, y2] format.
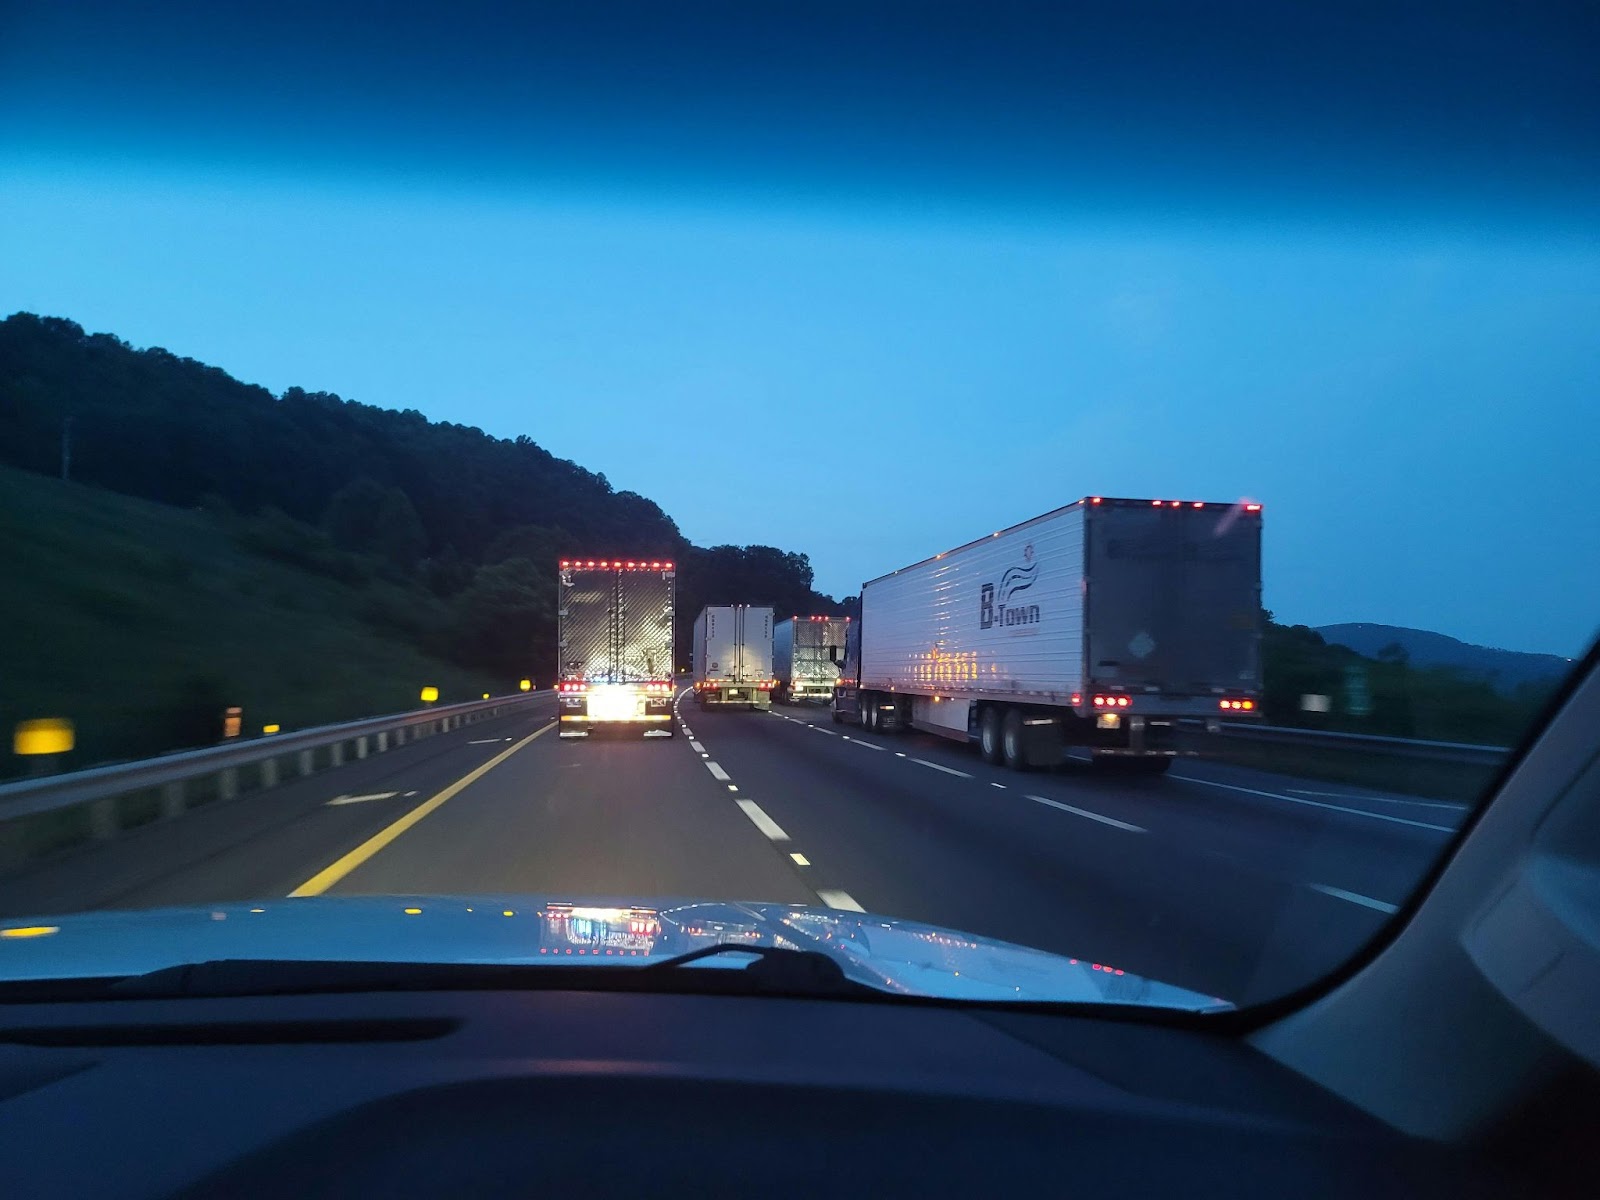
[0, 685, 1471, 1006]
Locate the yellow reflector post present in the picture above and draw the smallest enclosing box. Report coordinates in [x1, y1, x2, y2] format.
[420, 686, 439, 703]
[262, 724, 281, 734]
[519, 679, 532, 692]
[0, 925, 60, 939]
[482, 693, 490, 700]
[13, 719, 74, 756]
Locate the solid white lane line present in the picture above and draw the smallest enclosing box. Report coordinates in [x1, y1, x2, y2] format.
[912, 758, 971, 778]
[1287, 788, 1466, 810]
[817, 889, 865, 912]
[325, 791, 400, 807]
[790, 852, 810, 866]
[467, 738, 506, 745]
[1027, 795, 1146, 833]
[1309, 883, 1400, 914]
[689, 741, 706, 753]
[1172, 775, 1456, 833]
[735, 799, 790, 841]
[705, 761, 731, 781]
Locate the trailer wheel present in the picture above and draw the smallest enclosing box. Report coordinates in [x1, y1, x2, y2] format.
[1001, 709, 1030, 771]
[979, 707, 1003, 764]
[864, 698, 880, 732]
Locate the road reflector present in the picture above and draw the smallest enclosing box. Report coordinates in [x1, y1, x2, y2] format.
[262, 723, 281, 734]
[519, 679, 532, 692]
[420, 686, 439, 703]
[13, 719, 74, 756]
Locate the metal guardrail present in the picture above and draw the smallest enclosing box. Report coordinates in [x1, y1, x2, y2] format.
[1203, 721, 1511, 766]
[0, 693, 551, 842]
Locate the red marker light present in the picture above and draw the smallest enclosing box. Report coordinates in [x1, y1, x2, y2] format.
[1219, 700, 1229, 710]
[1151, 499, 1163, 506]
[1117, 696, 1130, 707]
[1192, 501, 1204, 508]
[1090, 496, 1102, 505]
[1169, 500, 1181, 507]
[1245, 503, 1262, 512]
[1071, 693, 1082, 705]
[1242, 700, 1255, 711]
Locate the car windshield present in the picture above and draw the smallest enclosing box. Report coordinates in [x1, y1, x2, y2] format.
[0, 1, 1595, 1011]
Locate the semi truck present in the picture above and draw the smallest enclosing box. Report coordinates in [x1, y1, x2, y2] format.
[556, 558, 676, 738]
[832, 497, 1263, 772]
[773, 615, 850, 704]
[693, 605, 775, 709]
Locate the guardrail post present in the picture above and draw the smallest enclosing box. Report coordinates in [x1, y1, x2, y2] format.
[260, 757, 279, 789]
[160, 780, 186, 820]
[356, 736, 369, 760]
[89, 797, 118, 840]
[394, 727, 406, 746]
[377, 731, 389, 753]
[330, 742, 344, 767]
[298, 749, 314, 777]
[218, 767, 238, 801]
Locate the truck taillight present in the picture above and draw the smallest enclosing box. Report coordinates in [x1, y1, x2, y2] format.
[1091, 695, 1130, 708]
[1219, 698, 1255, 711]
[560, 682, 588, 694]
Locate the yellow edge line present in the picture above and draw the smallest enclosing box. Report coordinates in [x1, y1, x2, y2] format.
[288, 721, 555, 897]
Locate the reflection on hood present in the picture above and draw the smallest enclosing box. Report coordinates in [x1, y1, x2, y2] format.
[0, 897, 1230, 1012]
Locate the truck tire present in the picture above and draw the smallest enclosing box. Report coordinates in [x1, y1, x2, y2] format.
[1002, 709, 1029, 771]
[979, 707, 1003, 764]
[831, 707, 844, 724]
[864, 698, 880, 732]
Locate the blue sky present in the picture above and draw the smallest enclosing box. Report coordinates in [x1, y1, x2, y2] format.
[3, 2, 1597, 655]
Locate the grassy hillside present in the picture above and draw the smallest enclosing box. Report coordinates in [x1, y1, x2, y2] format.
[0, 466, 504, 780]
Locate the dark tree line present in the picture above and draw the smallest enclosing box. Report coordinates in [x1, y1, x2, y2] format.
[0, 313, 843, 681]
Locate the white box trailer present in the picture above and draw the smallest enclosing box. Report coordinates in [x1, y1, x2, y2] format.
[693, 605, 775, 709]
[833, 497, 1262, 772]
[556, 558, 676, 738]
[773, 616, 850, 703]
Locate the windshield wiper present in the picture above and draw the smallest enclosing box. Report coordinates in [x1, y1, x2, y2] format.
[641, 942, 871, 995]
[63, 947, 876, 1001]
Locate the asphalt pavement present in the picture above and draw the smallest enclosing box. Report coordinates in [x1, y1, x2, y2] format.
[0, 685, 1471, 1006]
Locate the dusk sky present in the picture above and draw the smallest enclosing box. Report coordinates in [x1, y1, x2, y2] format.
[4, 2, 1596, 655]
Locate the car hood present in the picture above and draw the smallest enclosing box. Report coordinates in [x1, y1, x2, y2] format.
[0, 896, 1230, 1012]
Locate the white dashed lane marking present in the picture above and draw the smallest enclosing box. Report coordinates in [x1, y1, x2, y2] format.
[705, 761, 731, 782]
[689, 741, 706, 753]
[1027, 795, 1145, 833]
[843, 737, 885, 751]
[735, 799, 790, 842]
[911, 758, 971, 778]
[817, 889, 865, 912]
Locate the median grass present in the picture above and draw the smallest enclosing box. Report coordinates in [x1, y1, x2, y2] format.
[0, 465, 502, 785]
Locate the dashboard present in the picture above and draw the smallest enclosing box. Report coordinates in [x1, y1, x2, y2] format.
[0, 988, 1517, 1199]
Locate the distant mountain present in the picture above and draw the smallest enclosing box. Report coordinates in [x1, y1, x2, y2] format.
[1315, 623, 1574, 693]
